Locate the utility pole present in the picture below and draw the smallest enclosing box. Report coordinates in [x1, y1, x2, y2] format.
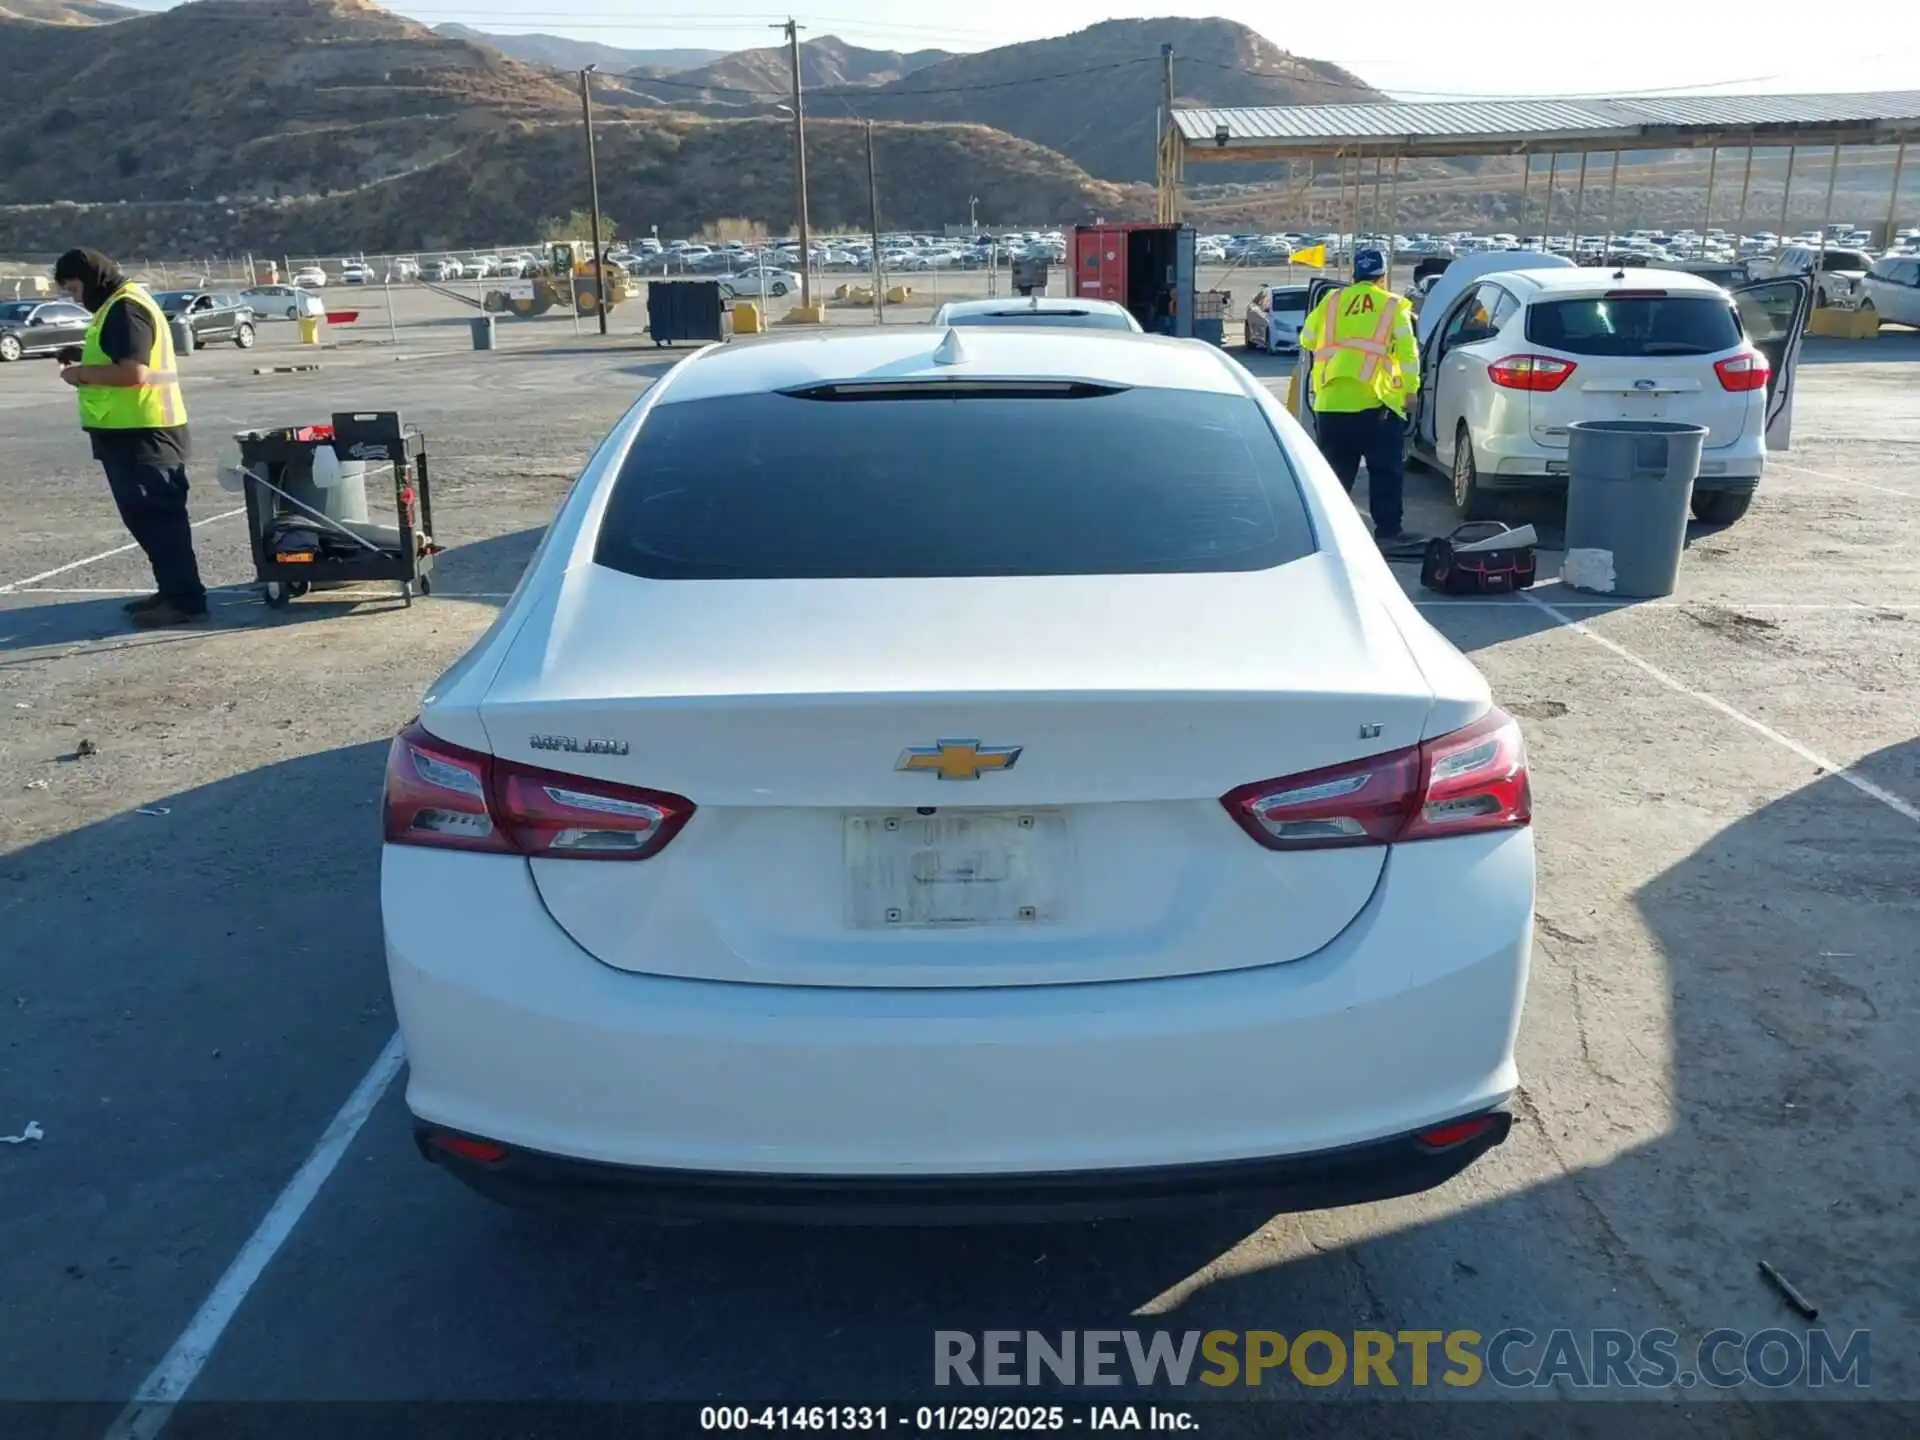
[865, 120, 884, 324]
[578, 64, 607, 334]
[779, 19, 813, 308]
[1157, 43, 1178, 223]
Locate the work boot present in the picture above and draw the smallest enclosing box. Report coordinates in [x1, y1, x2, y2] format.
[1374, 529, 1427, 556]
[121, 593, 164, 614]
[131, 600, 209, 629]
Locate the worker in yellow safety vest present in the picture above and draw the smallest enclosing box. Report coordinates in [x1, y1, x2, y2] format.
[54, 247, 206, 628]
[1298, 246, 1421, 547]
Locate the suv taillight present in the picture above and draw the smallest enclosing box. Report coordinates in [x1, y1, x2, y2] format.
[1713, 350, 1771, 392]
[382, 721, 694, 860]
[1487, 355, 1577, 391]
[1222, 709, 1530, 850]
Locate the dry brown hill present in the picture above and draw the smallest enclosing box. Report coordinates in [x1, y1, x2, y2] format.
[850, 18, 1380, 183]
[608, 17, 1381, 185]
[0, 0, 137, 20]
[430, 24, 725, 77]
[0, 0, 1131, 253]
[629, 34, 951, 97]
[0, 0, 578, 205]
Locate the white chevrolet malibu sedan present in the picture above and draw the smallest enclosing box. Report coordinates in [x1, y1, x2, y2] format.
[382, 326, 1535, 1222]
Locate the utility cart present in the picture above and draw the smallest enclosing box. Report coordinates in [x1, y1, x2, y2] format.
[223, 410, 438, 609]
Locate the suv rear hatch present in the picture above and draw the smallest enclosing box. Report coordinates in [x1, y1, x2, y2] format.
[1522, 289, 1753, 451]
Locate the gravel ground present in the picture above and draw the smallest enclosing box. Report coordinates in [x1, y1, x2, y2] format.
[0, 312, 1915, 1434]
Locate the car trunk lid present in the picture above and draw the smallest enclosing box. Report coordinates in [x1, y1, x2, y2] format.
[474, 558, 1437, 988]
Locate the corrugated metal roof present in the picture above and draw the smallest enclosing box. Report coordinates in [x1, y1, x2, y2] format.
[1173, 91, 1920, 153]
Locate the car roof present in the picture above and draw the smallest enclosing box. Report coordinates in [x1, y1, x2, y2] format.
[1502, 266, 1733, 298]
[934, 297, 1132, 319]
[655, 328, 1247, 404]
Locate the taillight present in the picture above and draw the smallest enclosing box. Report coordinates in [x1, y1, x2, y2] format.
[1222, 708, 1530, 851]
[1713, 350, 1771, 392]
[383, 723, 512, 852]
[1487, 354, 1577, 391]
[493, 761, 693, 859]
[1398, 709, 1531, 840]
[382, 721, 694, 860]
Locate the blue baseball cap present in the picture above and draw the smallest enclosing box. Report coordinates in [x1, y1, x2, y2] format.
[1353, 246, 1386, 280]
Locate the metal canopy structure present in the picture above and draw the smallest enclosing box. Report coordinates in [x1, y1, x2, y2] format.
[1156, 90, 1920, 278]
[1170, 92, 1920, 163]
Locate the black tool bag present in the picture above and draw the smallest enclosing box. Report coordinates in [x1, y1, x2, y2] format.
[1420, 523, 1537, 594]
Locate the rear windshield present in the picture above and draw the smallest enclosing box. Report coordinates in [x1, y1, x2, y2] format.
[944, 309, 1134, 330]
[1526, 295, 1741, 356]
[593, 386, 1315, 580]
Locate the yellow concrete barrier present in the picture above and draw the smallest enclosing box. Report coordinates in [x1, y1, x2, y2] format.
[886, 285, 913, 305]
[832, 283, 852, 300]
[1808, 306, 1879, 339]
[733, 301, 762, 335]
[784, 302, 827, 325]
[296, 316, 324, 345]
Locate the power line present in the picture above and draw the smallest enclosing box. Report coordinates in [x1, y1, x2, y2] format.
[609, 54, 1161, 102]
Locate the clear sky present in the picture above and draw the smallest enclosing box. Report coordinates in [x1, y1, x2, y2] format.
[133, 1, 1920, 96]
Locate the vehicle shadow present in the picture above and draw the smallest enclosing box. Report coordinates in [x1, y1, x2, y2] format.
[165, 740, 1912, 1424]
[4, 712, 1913, 1420]
[0, 526, 542, 653]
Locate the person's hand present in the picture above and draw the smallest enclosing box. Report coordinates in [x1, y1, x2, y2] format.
[59, 365, 83, 388]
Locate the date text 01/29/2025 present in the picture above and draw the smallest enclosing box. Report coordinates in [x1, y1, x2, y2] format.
[699, 1405, 1197, 1432]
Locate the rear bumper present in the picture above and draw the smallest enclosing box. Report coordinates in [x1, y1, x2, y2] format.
[1470, 431, 1764, 493]
[384, 830, 1532, 1203]
[416, 1110, 1513, 1224]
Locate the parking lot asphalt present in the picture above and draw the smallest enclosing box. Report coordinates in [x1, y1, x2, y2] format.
[1, 309, 1916, 1432]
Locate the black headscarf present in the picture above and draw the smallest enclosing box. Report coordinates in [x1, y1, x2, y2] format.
[52, 248, 126, 313]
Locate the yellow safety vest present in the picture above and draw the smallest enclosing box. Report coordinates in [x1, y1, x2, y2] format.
[1301, 282, 1418, 417]
[77, 282, 187, 431]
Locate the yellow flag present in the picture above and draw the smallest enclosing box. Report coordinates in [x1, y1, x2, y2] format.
[1290, 244, 1327, 268]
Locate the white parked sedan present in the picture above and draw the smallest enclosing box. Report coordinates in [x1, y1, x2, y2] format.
[715, 267, 802, 300]
[291, 266, 327, 288]
[1244, 283, 1311, 353]
[1302, 257, 1811, 524]
[238, 284, 325, 320]
[1859, 254, 1920, 327]
[382, 328, 1535, 1222]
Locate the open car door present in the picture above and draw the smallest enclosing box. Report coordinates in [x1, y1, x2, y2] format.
[1730, 274, 1813, 452]
[1292, 277, 1342, 444]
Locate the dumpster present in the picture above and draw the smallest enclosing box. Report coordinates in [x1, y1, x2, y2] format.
[1561, 420, 1708, 598]
[647, 279, 725, 346]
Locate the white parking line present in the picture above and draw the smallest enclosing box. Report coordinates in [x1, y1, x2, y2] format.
[0, 507, 246, 594]
[1519, 589, 1920, 824]
[1768, 460, 1917, 499]
[102, 1031, 406, 1440]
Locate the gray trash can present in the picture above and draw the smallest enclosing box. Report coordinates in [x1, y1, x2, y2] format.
[1562, 420, 1708, 599]
[277, 449, 370, 526]
[169, 314, 195, 355]
[470, 315, 495, 351]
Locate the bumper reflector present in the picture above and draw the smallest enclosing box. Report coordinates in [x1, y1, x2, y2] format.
[1415, 1115, 1503, 1151]
[427, 1132, 508, 1164]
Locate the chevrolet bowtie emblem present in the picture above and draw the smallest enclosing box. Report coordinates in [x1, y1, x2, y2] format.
[897, 738, 1023, 782]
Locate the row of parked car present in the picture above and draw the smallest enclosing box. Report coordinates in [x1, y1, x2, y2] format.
[0, 288, 271, 361]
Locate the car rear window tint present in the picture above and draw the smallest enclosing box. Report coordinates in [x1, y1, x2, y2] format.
[594, 386, 1316, 580]
[1526, 296, 1741, 356]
